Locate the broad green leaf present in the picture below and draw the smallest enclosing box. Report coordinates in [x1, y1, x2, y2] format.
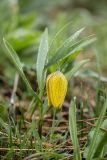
[69, 98, 82, 160]
[3, 38, 41, 102]
[66, 59, 90, 80]
[46, 36, 96, 68]
[7, 29, 41, 51]
[36, 28, 48, 90]
[86, 99, 107, 160]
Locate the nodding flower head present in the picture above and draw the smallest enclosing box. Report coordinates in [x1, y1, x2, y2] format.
[46, 71, 68, 109]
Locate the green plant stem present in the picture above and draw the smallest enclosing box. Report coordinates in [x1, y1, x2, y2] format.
[38, 85, 45, 138]
[38, 103, 43, 138]
[50, 108, 57, 142]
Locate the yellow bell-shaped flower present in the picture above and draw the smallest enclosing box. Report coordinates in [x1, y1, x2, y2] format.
[46, 71, 68, 108]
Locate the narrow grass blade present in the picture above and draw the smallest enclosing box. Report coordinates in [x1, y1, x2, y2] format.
[36, 28, 48, 90]
[69, 98, 81, 160]
[49, 22, 72, 50]
[0, 117, 10, 134]
[46, 36, 95, 68]
[84, 119, 107, 159]
[66, 59, 90, 80]
[52, 27, 84, 54]
[94, 131, 107, 157]
[87, 99, 107, 160]
[3, 38, 41, 102]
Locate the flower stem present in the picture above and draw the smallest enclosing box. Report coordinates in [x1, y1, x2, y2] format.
[50, 108, 57, 142]
[38, 103, 43, 138]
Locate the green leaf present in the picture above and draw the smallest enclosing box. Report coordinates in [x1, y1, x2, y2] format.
[42, 99, 48, 117]
[3, 38, 23, 70]
[0, 104, 8, 120]
[86, 99, 107, 160]
[46, 36, 96, 68]
[84, 119, 107, 159]
[93, 158, 106, 160]
[61, 51, 81, 73]
[7, 29, 41, 51]
[36, 28, 48, 90]
[49, 27, 84, 55]
[66, 59, 90, 80]
[94, 130, 107, 157]
[49, 22, 72, 50]
[69, 98, 82, 160]
[3, 38, 41, 102]
[59, 27, 84, 48]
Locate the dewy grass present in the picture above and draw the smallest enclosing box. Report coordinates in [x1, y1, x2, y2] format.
[0, 26, 98, 159]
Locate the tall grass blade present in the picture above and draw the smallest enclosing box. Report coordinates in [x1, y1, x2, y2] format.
[3, 38, 41, 102]
[0, 117, 10, 134]
[46, 36, 96, 67]
[87, 99, 107, 160]
[49, 22, 72, 50]
[66, 59, 89, 80]
[69, 98, 81, 160]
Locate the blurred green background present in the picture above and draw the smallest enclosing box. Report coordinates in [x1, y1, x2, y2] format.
[0, 0, 107, 82]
